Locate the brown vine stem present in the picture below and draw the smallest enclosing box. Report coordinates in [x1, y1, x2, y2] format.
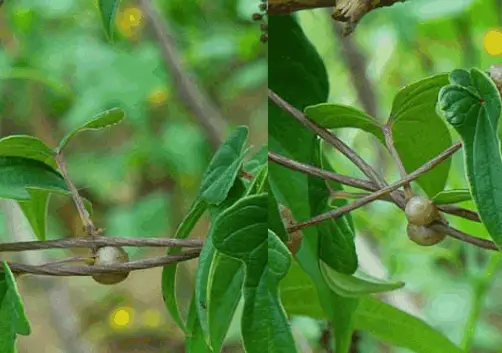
[268, 91, 495, 250]
[269, 150, 480, 223]
[286, 142, 460, 232]
[383, 123, 413, 200]
[268, 151, 375, 191]
[269, 89, 388, 190]
[0, 236, 204, 252]
[4, 249, 201, 276]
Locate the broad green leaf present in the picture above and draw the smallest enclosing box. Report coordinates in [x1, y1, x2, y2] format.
[320, 261, 404, 297]
[57, 108, 125, 153]
[438, 68, 502, 249]
[268, 14, 357, 352]
[0, 136, 56, 169]
[206, 254, 243, 351]
[354, 297, 463, 353]
[198, 126, 249, 205]
[163, 126, 248, 332]
[97, 0, 121, 40]
[162, 199, 207, 333]
[388, 74, 452, 197]
[280, 259, 324, 318]
[304, 103, 384, 142]
[213, 194, 296, 352]
[194, 180, 245, 349]
[432, 189, 472, 205]
[0, 157, 68, 200]
[0, 262, 31, 353]
[308, 138, 357, 274]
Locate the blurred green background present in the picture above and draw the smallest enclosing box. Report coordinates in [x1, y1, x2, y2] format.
[0, 0, 266, 352]
[289, 1, 502, 352]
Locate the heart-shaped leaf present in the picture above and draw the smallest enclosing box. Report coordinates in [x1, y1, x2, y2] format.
[388, 74, 452, 197]
[0, 262, 31, 353]
[438, 68, 502, 249]
[212, 194, 296, 352]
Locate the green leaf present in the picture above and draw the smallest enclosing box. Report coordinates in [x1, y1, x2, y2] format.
[162, 199, 207, 333]
[212, 194, 296, 352]
[388, 73, 452, 197]
[268, 14, 357, 353]
[0, 262, 31, 353]
[17, 190, 50, 241]
[304, 103, 384, 142]
[0, 157, 68, 200]
[57, 108, 125, 153]
[354, 297, 463, 353]
[439, 68, 502, 249]
[432, 189, 472, 205]
[186, 297, 211, 352]
[280, 259, 324, 318]
[0, 135, 56, 169]
[162, 126, 249, 333]
[320, 261, 404, 297]
[206, 254, 243, 351]
[308, 138, 357, 274]
[280, 264, 463, 353]
[194, 181, 245, 349]
[198, 126, 249, 205]
[97, 0, 121, 40]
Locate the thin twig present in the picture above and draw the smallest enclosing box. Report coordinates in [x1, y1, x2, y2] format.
[0, 236, 204, 252]
[269, 89, 385, 187]
[287, 142, 460, 232]
[55, 152, 97, 237]
[39, 256, 94, 268]
[430, 223, 498, 251]
[268, 151, 375, 191]
[268, 90, 496, 249]
[383, 123, 413, 200]
[269, 150, 481, 223]
[138, 0, 226, 150]
[5, 249, 201, 276]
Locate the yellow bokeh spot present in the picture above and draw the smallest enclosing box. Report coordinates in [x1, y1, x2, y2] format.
[484, 29, 502, 56]
[148, 87, 170, 106]
[122, 7, 143, 27]
[110, 307, 133, 328]
[141, 309, 162, 328]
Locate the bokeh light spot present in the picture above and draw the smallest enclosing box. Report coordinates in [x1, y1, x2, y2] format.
[110, 307, 133, 328]
[484, 29, 502, 56]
